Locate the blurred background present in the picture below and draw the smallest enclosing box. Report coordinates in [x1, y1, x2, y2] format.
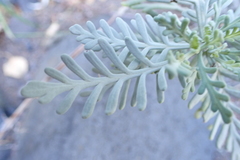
[0, 0, 121, 120]
[0, 0, 233, 160]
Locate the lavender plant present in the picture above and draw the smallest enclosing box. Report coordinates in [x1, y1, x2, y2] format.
[21, 0, 240, 159]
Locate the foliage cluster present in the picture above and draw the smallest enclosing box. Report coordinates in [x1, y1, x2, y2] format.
[21, 0, 240, 159]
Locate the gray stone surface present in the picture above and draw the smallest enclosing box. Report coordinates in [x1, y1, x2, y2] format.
[11, 75, 218, 160]
[7, 16, 223, 160]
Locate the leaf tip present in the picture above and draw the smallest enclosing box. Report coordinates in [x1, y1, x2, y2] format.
[81, 114, 90, 119]
[69, 24, 82, 35]
[56, 110, 64, 115]
[105, 109, 115, 116]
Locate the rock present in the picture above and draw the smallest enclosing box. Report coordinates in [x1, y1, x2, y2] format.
[10, 35, 219, 160]
[3, 56, 28, 79]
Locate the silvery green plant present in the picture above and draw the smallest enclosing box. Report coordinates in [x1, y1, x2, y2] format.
[21, 0, 240, 159]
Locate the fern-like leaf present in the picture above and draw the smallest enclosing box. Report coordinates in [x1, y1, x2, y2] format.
[21, 0, 240, 159]
[21, 37, 169, 118]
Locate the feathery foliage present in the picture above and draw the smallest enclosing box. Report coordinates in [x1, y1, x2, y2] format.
[21, 0, 240, 159]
